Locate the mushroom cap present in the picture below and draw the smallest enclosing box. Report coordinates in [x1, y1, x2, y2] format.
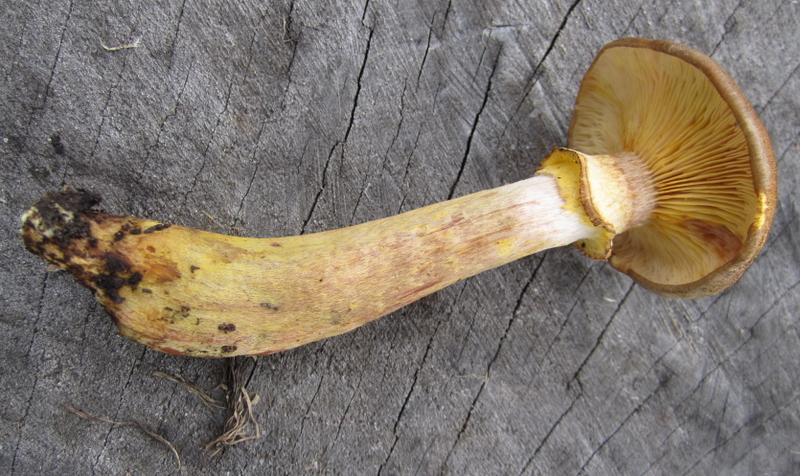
[567, 38, 777, 298]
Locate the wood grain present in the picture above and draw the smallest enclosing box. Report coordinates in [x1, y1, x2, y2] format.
[2, 0, 798, 474]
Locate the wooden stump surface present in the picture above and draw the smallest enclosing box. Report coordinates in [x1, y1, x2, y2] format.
[1, 0, 799, 474]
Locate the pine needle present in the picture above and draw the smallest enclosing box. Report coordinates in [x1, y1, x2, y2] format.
[154, 371, 224, 410]
[61, 403, 181, 469]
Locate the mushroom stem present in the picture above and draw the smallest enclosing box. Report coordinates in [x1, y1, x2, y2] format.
[21, 149, 616, 357]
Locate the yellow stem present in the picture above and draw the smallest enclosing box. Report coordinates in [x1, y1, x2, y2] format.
[22, 173, 595, 356]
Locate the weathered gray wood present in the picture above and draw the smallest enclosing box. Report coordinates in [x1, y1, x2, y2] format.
[2, 0, 799, 474]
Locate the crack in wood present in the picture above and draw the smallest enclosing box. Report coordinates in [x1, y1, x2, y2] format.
[378, 315, 444, 475]
[569, 282, 635, 386]
[9, 271, 53, 475]
[577, 390, 659, 475]
[709, 1, 744, 57]
[447, 45, 500, 200]
[443, 256, 547, 468]
[27, 0, 74, 125]
[301, 24, 374, 234]
[518, 395, 581, 476]
[167, 0, 188, 68]
[499, 0, 582, 143]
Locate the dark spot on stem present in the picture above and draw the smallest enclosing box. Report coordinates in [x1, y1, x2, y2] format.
[103, 253, 131, 274]
[144, 223, 172, 233]
[25, 188, 100, 250]
[142, 288, 152, 293]
[218, 323, 237, 333]
[221, 345, 237, 353]
[92, 274, 126, 303]
[127, 271, 142, 287]
[130, 228, 141, 235]
[161, 305, 191, 323]
[260, 302, 279, 311]
[190, 265, 200, 273]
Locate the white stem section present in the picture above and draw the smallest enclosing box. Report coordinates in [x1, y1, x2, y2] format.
[505, 173, 598, 250]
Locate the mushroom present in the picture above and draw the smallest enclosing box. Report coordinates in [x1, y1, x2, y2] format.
[21, 38, 777, 357]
